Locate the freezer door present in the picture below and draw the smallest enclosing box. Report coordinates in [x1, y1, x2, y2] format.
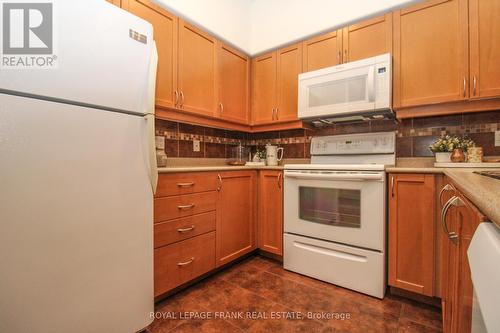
[0, 0, 153, 115]
[0, 94, 154, 333]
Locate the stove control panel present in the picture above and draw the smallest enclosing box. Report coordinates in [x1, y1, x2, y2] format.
[311, 132, 395, 155]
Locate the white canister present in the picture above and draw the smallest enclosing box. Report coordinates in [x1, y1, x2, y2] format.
[265, 145, 284, 166]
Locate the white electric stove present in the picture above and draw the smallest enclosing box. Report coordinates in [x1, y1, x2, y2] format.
[283, 131, 396, 299]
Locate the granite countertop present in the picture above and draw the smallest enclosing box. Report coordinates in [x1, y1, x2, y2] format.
[158, 165, 284, 173]
[443, 169, 500, 228]
[158, 157, 500, 227]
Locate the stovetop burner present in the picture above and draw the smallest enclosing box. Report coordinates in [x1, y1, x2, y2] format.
[474, 171, 500, 180]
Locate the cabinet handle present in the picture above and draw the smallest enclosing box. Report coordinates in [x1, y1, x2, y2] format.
[174, 90, 179, 107]
[278, 172, 282, 189]
[441, 196, 462, 244]
[463, 78, 467, 97]
[438, 183, 454, 207]
[217, 174, 222, 191]
[179, 91, 184, 108]
[344, 49, 348, 62]
[391, 176, 394, 197]
[219, 102, 224, 114]
[177, 204, 195, 210]
[271, 108, 276, 120]
[276, 108, 279, 120]
[177, 226, 195, 233]
[177, 182, 195, 187]
[473, 76, 477, 96]
[177, 257, 195, 266]
[337, 51, 341, 64]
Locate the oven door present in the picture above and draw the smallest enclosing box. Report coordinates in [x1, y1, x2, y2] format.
[284, 170, 386, 251]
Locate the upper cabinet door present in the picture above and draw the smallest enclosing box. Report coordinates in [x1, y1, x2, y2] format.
[276, 43, 302, 122]
[302, 30, 343, 72]
[393, 0, 469, 108]
[342, 14, 392, 63]
[123, 0, 178, 109]
[218, 43, 249, 124]
[251, 52, 277, 125]
[469, 0, 500, 99]
[178, 20, 217, 117]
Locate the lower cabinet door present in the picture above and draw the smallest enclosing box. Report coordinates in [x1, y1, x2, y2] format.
[216, 171, 256, 266]
[154, 231, 215, 297]
[258, 171, 283, 256]
[388, 173, 436, 296]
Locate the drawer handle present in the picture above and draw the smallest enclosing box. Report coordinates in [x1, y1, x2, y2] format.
[177, 226, 195, 233]
[177, 182, 195, 187]
[177, 257, 195, 266]
[178, 204, 195, 210]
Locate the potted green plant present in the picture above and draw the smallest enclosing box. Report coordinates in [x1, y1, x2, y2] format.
[429, 135, 456, 163]
[429, 135, 475, 163]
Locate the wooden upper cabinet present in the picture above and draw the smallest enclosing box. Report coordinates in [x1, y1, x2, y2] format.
[302, 30, 343, 72]
[216, 171, 256, 267]
[342, 14, 392, 63]
[388, 173, 436, 296]
[276, 43, 302, 122]
[178, 20, 217, 117]
[218, 43, 249, 124]
[251, 52, 277, 125]
[258, 171, 283, 256]
[393, 0, 469, 108]
[123, 0, 178, 109]
[469, 0, 500, 99]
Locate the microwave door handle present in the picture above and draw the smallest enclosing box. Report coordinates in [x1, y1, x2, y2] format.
[284, 172, 383, 181]
[367, 66, 375, 102]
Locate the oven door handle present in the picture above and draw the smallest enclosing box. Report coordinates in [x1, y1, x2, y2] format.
[284, 171, 384, 181]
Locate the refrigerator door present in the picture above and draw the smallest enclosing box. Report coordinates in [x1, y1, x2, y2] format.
[0, 94, 154, 333]
[0, 0, 153, 115]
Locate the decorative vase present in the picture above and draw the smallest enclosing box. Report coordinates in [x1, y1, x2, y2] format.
[450, 148, 466, 163]
[435, 152, 452, 163]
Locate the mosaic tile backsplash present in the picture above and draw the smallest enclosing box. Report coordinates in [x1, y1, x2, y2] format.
[155, 110, 500, 159]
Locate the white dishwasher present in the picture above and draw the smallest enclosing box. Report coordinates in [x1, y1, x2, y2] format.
[468, 222, 500, 333]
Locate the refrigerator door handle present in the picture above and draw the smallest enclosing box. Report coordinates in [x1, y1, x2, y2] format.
[145, 42, 159, 194]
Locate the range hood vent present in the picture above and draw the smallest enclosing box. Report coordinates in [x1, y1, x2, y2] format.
[307, 109, 394, 127]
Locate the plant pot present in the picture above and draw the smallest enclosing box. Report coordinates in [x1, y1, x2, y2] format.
[450, 149, 466, 163]
[435, 152, 452, 163]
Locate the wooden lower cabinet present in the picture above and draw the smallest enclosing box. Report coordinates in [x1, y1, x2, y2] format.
[258, 171, 283, 256]
[440, 179, 486, 333]
[216, 171, 257, 266]
[153, 170, 284, 296]
[388, 173, 437, 296]
[154, 231, 216, 297]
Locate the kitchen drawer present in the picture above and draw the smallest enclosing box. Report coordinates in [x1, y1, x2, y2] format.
[154, 191, 216, 222]
[154, 231, 216, 296]
[154, 211, 216, 248]
[156, 173, 217, 197]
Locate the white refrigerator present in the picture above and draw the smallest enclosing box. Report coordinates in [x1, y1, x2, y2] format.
[0, 1, 158, 332]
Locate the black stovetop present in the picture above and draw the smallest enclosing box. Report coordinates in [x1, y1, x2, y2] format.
[473, 171, 500, 180]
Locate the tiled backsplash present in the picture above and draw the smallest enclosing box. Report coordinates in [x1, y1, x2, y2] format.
[156, 110, 500, 159]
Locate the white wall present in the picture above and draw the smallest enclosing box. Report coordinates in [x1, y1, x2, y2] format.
[154, 0, 253, 53]
[155, 0, 421, 56]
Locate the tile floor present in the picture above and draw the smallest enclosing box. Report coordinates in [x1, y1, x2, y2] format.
[147, 255, 442, 333]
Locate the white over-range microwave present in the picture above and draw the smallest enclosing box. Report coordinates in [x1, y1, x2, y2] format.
[298, 53, 392, 123]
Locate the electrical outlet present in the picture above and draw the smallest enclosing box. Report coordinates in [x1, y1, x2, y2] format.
[495, 130, 500, 147]
[193, 140, 200, 152]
